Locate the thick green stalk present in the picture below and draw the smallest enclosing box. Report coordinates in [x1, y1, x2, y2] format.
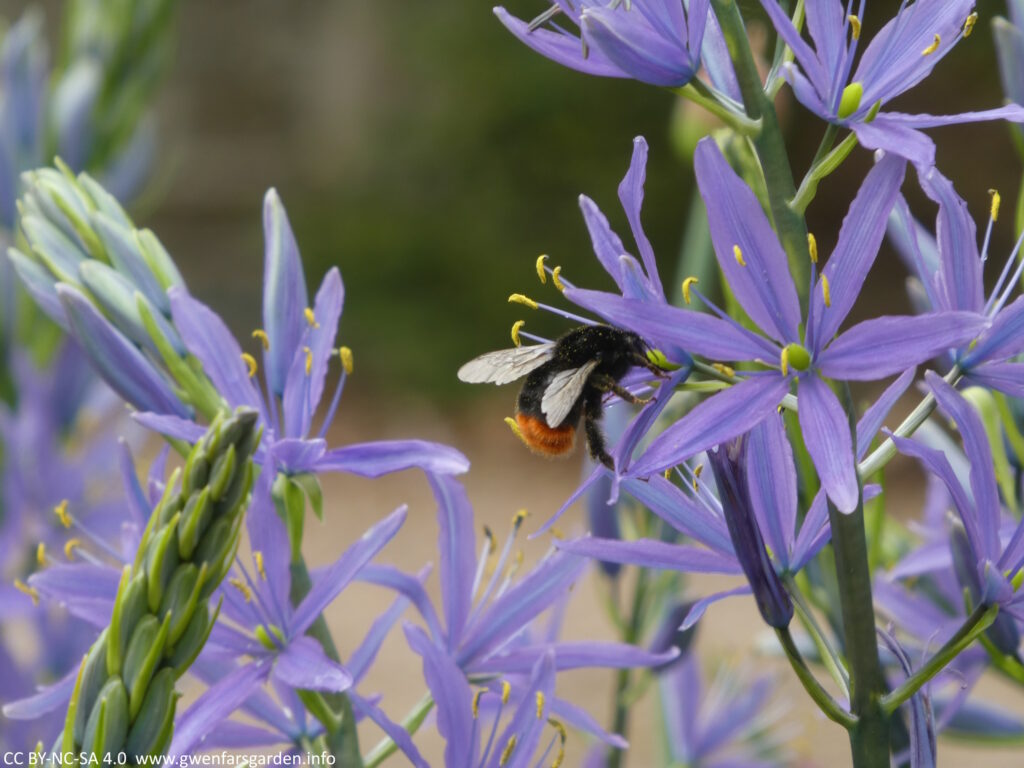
[709, 0, 809, 294]
[607, 567, 649, 768]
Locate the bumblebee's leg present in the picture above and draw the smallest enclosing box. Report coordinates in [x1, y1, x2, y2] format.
[633, 353, 670, 378]
[592, 374, 652, 406]
[583, 390, 614, 469]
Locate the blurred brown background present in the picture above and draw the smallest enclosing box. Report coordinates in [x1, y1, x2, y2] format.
[5, 0, 1024, 764]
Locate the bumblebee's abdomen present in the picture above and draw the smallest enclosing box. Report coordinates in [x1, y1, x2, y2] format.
[515, 412, 576, 457]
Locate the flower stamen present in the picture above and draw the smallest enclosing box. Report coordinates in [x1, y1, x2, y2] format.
[54, 500, 72, 528]
[511, 320, 526, 347]
[821, 274, 832, 307]
[252, 329, 270, 350]
[473, 689, 486, 718]
[807, 233, 818, 264]
[253, 551, 266, 580]
[499, 735, 518, 766]
[304, 307, 319, 328]
[241, 353, 258, 378]
[963, 12, 978, 37]
[229, 577, 253, 602]
[303, 346, 313, 375]
[536, 254, 548, 283]
[339, 346, 354, 374]
[14, 579, 39, 605]
[36, 542, 46, 567]
[505, 416, 528, 444]
[681, 276, 698, 304]
[63, 538, 82, 561]
[847, 15, 861, 39]
[502, 680, 512, 704]
[509, 293, 539, 309]
[733, 244, 746, 266]
[536, 691, 545, 719]
[922, 34, 941, 55]
[990, 189, 1001, 222]
[551, 265, 565, 292]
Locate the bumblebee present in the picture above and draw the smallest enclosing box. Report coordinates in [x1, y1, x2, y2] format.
[458, 325, 665, 468]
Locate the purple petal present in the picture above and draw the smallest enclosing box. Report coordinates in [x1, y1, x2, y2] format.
[856, 368, 916, 460]
[792, 490, 831, 572]
[681, 585, 752, 629]
[566, 287, 775, 361]
[579, 194, 629, 290]
[7, 248, 68, 330]
[878, 104, 1024, 130]
[804, 0, 845, 82]
[270, 437, 326, 474]
[966, 362, 1024, 397]
[347, 570, 425, 683]
[262, 189, 309, 397]
[745, 413, 797, 570]
[852, 118, 938, 169]
[316, 439, 469, 478]
[694, 138, 801, 344]
[291, 506, 406, 636]
[964, 296, 1024, 366]
[404, 624, 477, 767]
[756, 0, 828, 96]
[619, 475, 733, 553]
[799, 373, 857, 513]
[556, 536, 742, 575]
[350, 692, 430, 768]
[131, 411, 207, 444]
[629, 375, 791, 478]
[817, 312, 987, 380]
[245, 475, 291, 626]
[549, 696, 628, 749]
[2, 665, 77, 719]
[493, 8, 624, 78]
[457, 552, 587, 668]
[917, 168, 982, 313]
[197, 721, 285, 749]
[273, 635, 352, 693]
[429, 474, 475, 651]
[809, 153, 906, 345]
[168, 659, 271, 757]
[472, 641, 677, 675]
[168, 286, 266, 417]
[617, 136, 662, 291]
[29, 563, 121, 606]
[356, 564, 445, 651]
[57, 284, 189, 417]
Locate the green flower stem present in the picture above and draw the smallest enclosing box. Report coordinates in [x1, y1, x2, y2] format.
[675, 80, 762, 136]
[827, 493, 890, 768]
[607, 566, 650, 768]
[765, 0, 803, 99]
[980, 633, 1024, 685]
[289, 555, 363, 768]
[790, 131, 859, 214]
[858, 365, 962, 480]
[786, 575, 850, 695]
[882, 603, 999, 714]
[363, 692, 435, 768]
[775, 626, 856, 728]
[710, 0, 810, 295]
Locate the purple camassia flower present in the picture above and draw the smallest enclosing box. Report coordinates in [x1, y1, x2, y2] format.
[568, 137, 985, 512]
[888, 169, 1024, 397]
[759, 0, 1024, 168]
[135, 189, 469, 483]
[494, 0, 709, 88]
[393, 474, 674, 763]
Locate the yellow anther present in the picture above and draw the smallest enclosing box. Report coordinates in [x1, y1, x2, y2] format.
[847, 15, 861, 39]
[14, 578, 39, 606]
[551, 265, 565, 292]
[501, 680, 511, 704]
[513, 508, 528, 528]
[511, 320, 526, 347]
[254, 551, 266, 580]
[505, 416, 528, 445]
[472, 689, 486, 718]
[304, 307, 319, 328]
[821, 274, 832, 307]
[990, 189, 1001, 222]
[780, 346, 790, 377]
[54, 500, 72, 528]
[229, 577, 253, 602]
[499, 735, 518, 766]
[339, 346, 354, 375]
[549, 526, 566, 541]
[549, 720, 568, 768]
[483, 525, 497, 554]
[922, 33, 940, 55]
[303, 346, 313, 376]
[807, 233, 818, 264]
[963, 12, 977, 37]
[536, 254, 549, 283]
[711, 363, 735, 378]
[681, 276, 699, 304]
[509, 293, 539, 309]
[663, 468, 672, 480]
[733, 244, 746, 266]
[36, 542, 46, 566]
[536, 691, 545, 719]
[252, 329, 270, 350]
[241, 353, 258, 378]
[63, 538, 82, 561]
[694, 463, 704, 479]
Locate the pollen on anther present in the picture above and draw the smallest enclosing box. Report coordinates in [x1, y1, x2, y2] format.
[229, 577, 253, 602]
[304, 307, 319, 328]
[54, 500, 72, 528]
[303, 346, 313, 375]
[241, 353, 258, 378]
[339, 346, 354, 374]
[509, 293, 539, 310]
[511, 320, 526, 347]
[663, 468, 672, 480]
[14, 579, 39, 605]
[990, 189, 1001, 222]
[499, 735, 518, 766]
[252, 329, 270, 350]
[922, 33, 940, 55]
[821, 274, 832, 307]
[36, 542, 46, 567]
[536, 691, 545, 719]
[536, 254, 549, 284]
[472, 689, 485, 719]
[513, 508, 529, 529]
[847, 14, 861, 39]
[807, 233, 818, 264]
[551, 265, 565, 292]
[711, 363, 735, 378]
[501, 680, 512, 704]
[733, 244, 746, 266]
[681, 276, 698, 304]
[254, 551, 266, 580]
[780, 346, 790, 377]
[63, 538, 82, 561]
[963, 12, 978, 37]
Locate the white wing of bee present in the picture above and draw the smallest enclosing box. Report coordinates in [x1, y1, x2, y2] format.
[457, 343, 556, 385]
[541, 359, 599, 427]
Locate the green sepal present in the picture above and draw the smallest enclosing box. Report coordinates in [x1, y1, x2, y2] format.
[272, 472, 305, 562]
[177, 486, 212, 560]
[145, 514, 181, 613]
[205, 513, 245, 594]
[77, 174, 132, 229]
[292, 473, 324, 521]
[170, 598, 220, 678]
[136, 228, 185, 291]
[74, 629, 110, 746]
[254, 624, 277, 650]
[160, 563, 207, 646]
[217, 413, 247, 451]
[208, 443, 237, 501]
[134, 468, 181, 571]
[81, 677, 128, 758]
[124, 667, 176, 759]
[63, 653, 88, 752]
[213, 459, 254, 520]
[124, 612, 170, 720]
[182, 445, 212, 497]
[964, 387, 1017, 513]
[106, 566, 132, 677]
[50, 183, 107, 263]
[194, 512, 243, 600]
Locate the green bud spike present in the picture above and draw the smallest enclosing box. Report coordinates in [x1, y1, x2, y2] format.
[106, 567, 132, 676]
[82, 678, 128, 757]
[177, 487, 212, 560]
[169, 599, 220, 677]
[145, 514, 181, 613]
[208, 443, 237, 501]
[74, 630, 110, 745]
[124, 668, 175, 759]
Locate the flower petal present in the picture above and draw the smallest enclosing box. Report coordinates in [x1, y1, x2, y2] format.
[745, 412, 797, 570]
[471, 641, 676, 675]
[273, 635, 352, 693]
[917, 167, 983, 313]
[965, 361, 1024, 397]
[350, 692, 430, 768]
[316, 439, 469, 478]
[619, 474, 732, 553]
[964, 296, 1024, 367]
[681, 585, 752, 629]
[617, 136, 662, 291]
[429, 474, 476, 651]
[356, 564, 445, 650]
[856, 368, 916, 460]
[556, 536, 742, 574]
[799, 373, 857, 513]
[2, 665, 77, 720]
[493, 7, 624, 78]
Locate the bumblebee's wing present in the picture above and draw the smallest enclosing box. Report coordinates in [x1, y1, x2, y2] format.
[541, 359, 599, 427]
[457, 343, 556, 385]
